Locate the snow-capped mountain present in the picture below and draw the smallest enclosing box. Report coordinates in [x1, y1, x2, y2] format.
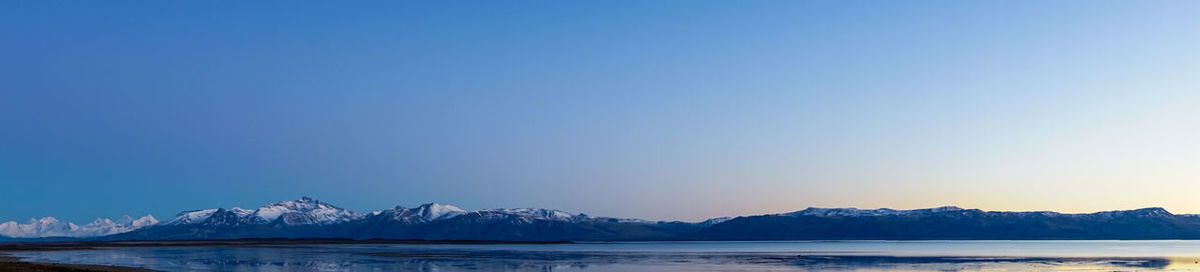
[366, 206, 422, 223]
[366, 203, 466, 224]
[698, 217, 732, 226]
[106, 197, 709, 241]
[253, 197, 365, 225]
[19, 198, 1200, 241]
[364, 204, 593, 225]
[17, 197, 711, 241]
[412, 203, 466, 221]
[782, 206, 965, 217]
[126, 215, 161, 228]
[164, 209, 220, 225]
[0, 215, 158, 238]
[165, 197, 365, 226]
[471, 208, 585, 222]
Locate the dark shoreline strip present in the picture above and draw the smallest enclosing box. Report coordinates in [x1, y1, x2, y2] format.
[0, 238, 570, 251]
[0, 252, 159, 272]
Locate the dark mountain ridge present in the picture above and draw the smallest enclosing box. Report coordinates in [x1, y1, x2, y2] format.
[698, 207, 1200, 240]
[30, 198, 1200, 241]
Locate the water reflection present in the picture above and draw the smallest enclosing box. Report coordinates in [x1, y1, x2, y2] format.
[788, 255, 1175, 270]
[13, 243, 1200, 271]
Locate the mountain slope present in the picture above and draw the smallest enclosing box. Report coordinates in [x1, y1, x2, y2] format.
[354, 207, 695, 241]
[698, 207, 1200, 240]
[38, 199, 1200, 241]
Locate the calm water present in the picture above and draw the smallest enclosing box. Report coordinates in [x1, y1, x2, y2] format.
[15, 240, 1200, 271]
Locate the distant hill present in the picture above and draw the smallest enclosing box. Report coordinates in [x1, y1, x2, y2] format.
[10, 197, 1200, 241]
[698, 207, 1200, 240]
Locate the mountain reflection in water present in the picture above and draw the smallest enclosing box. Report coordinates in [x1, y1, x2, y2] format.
[13, 241, 1200, 271]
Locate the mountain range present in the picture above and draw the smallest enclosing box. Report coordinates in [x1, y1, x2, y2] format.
[0, 215, 158, 239]
[7, 197, 1200, 241]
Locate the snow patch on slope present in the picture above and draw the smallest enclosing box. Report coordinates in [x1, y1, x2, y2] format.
[783, 206, 964, 217]
[413, 203, 466, 221]
[165, 197, 365, 226]
[166, 209, 219, 225]
[474, 208, 583, 222]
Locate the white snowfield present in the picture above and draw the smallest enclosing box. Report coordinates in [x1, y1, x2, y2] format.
[0, 215, 158, 238]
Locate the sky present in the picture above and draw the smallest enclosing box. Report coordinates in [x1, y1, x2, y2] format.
[1, 1, 1199, 223]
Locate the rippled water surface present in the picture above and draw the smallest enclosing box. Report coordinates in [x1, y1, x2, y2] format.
[16, 240, 1200, 271]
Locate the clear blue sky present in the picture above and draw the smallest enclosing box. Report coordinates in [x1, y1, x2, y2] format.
[2, 1, 1199, 223]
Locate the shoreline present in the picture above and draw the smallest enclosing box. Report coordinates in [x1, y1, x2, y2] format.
[0, 238, 570, 251]
[0, 252, 158, 272]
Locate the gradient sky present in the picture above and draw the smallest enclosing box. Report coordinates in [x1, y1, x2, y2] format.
[2, 1, 1199, 223]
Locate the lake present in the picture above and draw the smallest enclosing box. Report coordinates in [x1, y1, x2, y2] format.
[14, 240, 1200, 271]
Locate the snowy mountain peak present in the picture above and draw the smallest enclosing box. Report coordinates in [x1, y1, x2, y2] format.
[163, 197, 366, 227]
[365, 203, 467, 223]
[254, 198, 322, 222]
[699, 217, 733, 226]
[131, 215, 159, 228]
[785, 206, 965, 217]
[89, 218, 115, 226]
[413, 203, 466, 221]
[251, 197, 365, 225]
[0, 217, 75, 238]
[165, 209, 219, 225]
[0, 215, 158, 238]
[365, 205, 420, 223]
[477, 208, 581, 222]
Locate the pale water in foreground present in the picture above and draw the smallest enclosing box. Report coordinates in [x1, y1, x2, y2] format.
[15, 240, 1200, 271]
